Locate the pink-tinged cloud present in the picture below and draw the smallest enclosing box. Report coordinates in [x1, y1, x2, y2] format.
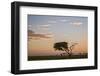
[28, 30, 53, 40]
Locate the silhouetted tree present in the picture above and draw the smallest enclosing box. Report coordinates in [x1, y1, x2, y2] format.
[69, 43, 78, 55]
[53, 42, 78, 56]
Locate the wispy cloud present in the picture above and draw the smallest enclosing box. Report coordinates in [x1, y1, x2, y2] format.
[70, 22, 83, 26]
[38, 24, 51, 31]
[40, 24, 50, 28]
[48, 19, 68, 24]
[45, 33, 54, 38]
[28, 25, 32, 27]
[48, 21, 57, 24]
[60, 19, 68, 22]
[28, 30, 53, 40]
[28, 25, 35, 31]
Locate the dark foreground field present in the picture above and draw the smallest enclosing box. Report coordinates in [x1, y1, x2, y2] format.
[28, 54, 88, 61]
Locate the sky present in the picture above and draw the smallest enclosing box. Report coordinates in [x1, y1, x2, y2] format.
[28, 15, 88, 56]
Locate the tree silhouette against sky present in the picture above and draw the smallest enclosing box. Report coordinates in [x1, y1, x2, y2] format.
[53, 42, 78, 56]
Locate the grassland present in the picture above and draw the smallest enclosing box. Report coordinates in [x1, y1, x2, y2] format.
[28, 54, 88, 61]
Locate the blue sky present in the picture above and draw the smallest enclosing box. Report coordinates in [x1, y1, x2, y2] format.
[28, 15, 87, 42]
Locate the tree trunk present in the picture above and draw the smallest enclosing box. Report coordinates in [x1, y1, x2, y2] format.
[64, 49, 71, 56]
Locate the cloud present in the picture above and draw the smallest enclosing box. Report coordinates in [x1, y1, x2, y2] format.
[48, 19, 68, 24]
[60, 19, 68, 22]
[37, 24, 51, 31]
[40, 24, 50, 28]
[28, 25, 34, 29]
[28, 30, 35, 36]
[28, 30, 53, 40]
[70, 22, 82, 26]
[28, 25, 32, 27]
[48, 21, 57, 23]
[45, 33, 54, 38]
[40, 25, 50, 27]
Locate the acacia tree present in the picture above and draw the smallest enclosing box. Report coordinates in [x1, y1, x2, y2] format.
[69, 43, 78, 55]
[53, 42, 78, 56]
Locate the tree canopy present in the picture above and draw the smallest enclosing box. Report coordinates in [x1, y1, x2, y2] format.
[53, 42, 78, 56]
